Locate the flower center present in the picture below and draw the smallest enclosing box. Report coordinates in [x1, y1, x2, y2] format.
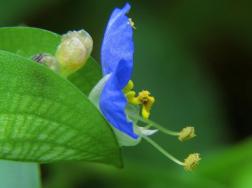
[137, 90, 155, 119]
[124, 80, 155, 119]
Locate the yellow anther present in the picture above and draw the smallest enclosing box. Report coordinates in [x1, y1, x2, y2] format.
[123, 80, 134, 93]
[142, 107, 150, 119]
[124, 80, 139, 104]
[184, 153, 201, 171]
[178, 127, 196, 142]
[123, 81, 155, 119]
[137, 90, 155, 119]
[128, 18, 136, 29]
[126, 91, 139, 105]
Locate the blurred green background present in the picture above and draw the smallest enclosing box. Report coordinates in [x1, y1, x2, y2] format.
[1, 0, 252, 187]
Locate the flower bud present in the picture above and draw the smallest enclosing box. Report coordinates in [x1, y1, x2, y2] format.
[184, 153, 201, 171]
[178, 126, 196, 142]
[55, 30, 93, 77]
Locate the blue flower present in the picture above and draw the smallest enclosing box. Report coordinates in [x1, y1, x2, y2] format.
[99, 3, 138, 139]
[88, 4, 200, 170]
[89, 3, 156, 146]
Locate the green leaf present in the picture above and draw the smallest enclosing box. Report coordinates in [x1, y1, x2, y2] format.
[0, 50, 122, 167]
[0, 27, 120, 164]
[69, 57, 102, 95]
[0, 27, 61, 57]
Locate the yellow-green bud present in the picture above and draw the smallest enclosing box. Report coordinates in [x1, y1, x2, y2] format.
[55, 30, 93, 77]
[178, 126, 196, 142]
[184, 153, 201, 171]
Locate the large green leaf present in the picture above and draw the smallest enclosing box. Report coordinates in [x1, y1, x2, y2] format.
[0, 49, 121, 166]
[0, 27, 61, 57]
[0, 48, 121, 166]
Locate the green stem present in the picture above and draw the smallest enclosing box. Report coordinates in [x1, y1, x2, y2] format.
[0, 161, 41, 188]
[142, 135, 184, 166]
[130, 114, 180, 136]
[145, 119, 179, 136]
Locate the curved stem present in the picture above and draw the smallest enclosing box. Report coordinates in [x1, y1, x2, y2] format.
[141, 135, 184, 166]
[130, 114, 180, 136]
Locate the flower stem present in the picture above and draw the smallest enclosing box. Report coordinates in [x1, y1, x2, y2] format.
[132, 114, 180, 136]
[141, 135, 184, 166]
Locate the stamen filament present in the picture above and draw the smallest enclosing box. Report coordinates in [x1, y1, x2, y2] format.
[135, 114, 180, 136]
[141, 135, 184, 166]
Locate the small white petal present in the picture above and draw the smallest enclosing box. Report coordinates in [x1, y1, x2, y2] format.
[88, 74, 111, 108]
[137, 127, 158, 136]
[113, 128, 141, 147]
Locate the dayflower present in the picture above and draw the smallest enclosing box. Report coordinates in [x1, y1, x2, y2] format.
[88, 3, 201, 170]
[33, 2, 201, 170]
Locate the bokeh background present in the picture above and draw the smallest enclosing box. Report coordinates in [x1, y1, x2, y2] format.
[1, 0, 252, 187]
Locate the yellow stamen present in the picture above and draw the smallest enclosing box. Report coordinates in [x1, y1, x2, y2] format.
[123, 80, 134, 93]
[137, 90, 155, 119]
[178, 126, 196, 142]
[123, 81, 155, 119]
[124, 80, 138, 104]
[125, 91, 139, 105]
[128, 18, 136, 29]
[184, 153, 201, 171]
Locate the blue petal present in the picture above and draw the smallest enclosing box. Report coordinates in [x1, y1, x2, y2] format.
[99, 59, 138, 139]
[101, 3, 134, 75]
